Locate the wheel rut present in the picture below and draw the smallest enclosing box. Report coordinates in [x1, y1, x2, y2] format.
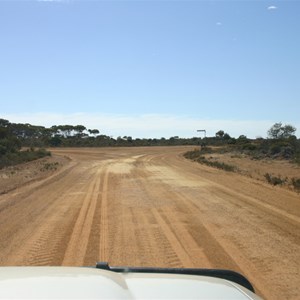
[0, 147, 299, 300]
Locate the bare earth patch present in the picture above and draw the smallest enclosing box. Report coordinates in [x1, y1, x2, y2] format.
[0, 154, 70, 195]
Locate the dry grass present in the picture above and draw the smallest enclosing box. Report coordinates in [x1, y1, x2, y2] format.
[185, 149, 300, 193]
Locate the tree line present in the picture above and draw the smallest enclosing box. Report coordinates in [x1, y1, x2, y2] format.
[0, 118, 299, 168]
[0, 119, 51, 169]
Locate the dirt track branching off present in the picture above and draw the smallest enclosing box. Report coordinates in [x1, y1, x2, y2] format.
[0, 147, 299, 300]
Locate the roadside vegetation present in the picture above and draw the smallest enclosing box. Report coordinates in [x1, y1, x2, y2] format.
[291, 178, 300, 192]
[264, 173, 287, 186]
[184, 123, 300, 192]
[1, 118, 300, 192]
[184, 149, 236, 172]
[40, 162, 60, 172]
[1, 118, 298, 157]
[0, 119, 51, 169]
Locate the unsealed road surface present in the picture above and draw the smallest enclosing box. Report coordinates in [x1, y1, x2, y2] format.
[0, 147, 299, 300]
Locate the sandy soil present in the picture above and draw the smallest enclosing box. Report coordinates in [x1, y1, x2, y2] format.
[0, 155, 70, 195]
[203, 151, 300, 188]
[0, 146, 299, 300]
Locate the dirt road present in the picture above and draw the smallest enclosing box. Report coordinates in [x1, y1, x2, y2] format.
[0, 147, 299, 299]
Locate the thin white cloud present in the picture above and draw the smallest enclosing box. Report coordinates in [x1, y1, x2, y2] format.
[267, 6, 278, 10]
[216, 22, 222, 26]
[3, 112, 298, 139]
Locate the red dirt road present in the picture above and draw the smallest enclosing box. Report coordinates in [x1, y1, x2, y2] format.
[0, 147, 299, 299]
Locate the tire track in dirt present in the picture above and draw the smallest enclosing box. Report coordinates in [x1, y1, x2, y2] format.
[110, 172, 185, 268]
[166, 153, 300, 299]
[20, 183, 90, 266]
[83, 167, 115, 266]
[0, 160, 78, 215]
[99, 167, 109, 262]
[151, 208, 194, 267]
[137, 170, 241, 271]
[102, 156, 211, 268]
[62, 166, 104, 266]
[133, 158, 236, 268]
[0, 162, 88, 265]
[143, 151, 299, 300]
[162, 152, 300, 224]
[136, 182, 208, 268]
[130, 156, 269, 298]
[1, 147, 299, 300]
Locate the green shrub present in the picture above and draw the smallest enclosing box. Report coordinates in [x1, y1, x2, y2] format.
[291, 178, 300, 191]
[294, 152, 300, 165]
[227, 138, 237, 145]
[264, 173, 286, 186]
[40, 162, 59, 172]
[183, 149, 202, 160]
[200, 159, 235, 172]
[0, 148, 51, 169]
[35, 148, 51, 158]
[242, 143, 257, 151]
[184, 151, 236, 172]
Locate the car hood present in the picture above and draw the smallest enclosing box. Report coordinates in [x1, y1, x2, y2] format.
[0, 267, 263, 299]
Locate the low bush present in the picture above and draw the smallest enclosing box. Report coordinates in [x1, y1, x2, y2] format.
[40, 162, 59, 172]
[199, 158, 235, 172]
[184, 149, 202, 160]
[291, 178, 300, 192]
[242, 143, 257, 151]
[264, 173, 286, 186]
[184, 150, 235, 172]
[294, 153, 300, 165]
[0, 148, 51, 169]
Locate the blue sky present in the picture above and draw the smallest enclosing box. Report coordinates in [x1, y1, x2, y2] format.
[1, 0, 299, 138]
